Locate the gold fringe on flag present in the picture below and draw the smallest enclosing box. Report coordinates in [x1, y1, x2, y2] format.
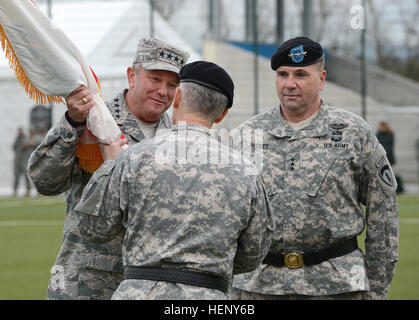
[76, 141, 103, 174]
[1, 24, 110, 174]
[76, 125, 105, 173]
[0, 25, 63, 105]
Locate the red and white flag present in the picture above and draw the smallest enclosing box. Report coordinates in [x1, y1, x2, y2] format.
[0, 0, 122, 172]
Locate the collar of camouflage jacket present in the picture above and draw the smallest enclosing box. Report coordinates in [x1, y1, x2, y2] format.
[268, 102, 330, 139]
[171, 123, 213, 137]
[108, 90, 172, 142]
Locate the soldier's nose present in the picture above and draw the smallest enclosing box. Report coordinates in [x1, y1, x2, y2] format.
[285, 78, 297, 89]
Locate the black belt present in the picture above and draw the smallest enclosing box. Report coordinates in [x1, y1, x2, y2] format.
[263, 237, 358, 269]
[123, 266, 229, 293]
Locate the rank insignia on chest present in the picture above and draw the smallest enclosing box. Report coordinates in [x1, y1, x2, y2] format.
[329, 123, 348, 143]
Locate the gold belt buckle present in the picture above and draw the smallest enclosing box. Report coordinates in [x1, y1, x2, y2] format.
[284, 253, 304, 269]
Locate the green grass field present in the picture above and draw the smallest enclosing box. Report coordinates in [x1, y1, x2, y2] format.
[0, 195, 418, 300]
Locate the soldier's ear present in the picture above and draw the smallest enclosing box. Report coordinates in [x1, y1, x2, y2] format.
[173, 87, 181, 109]
[319, 70, 327, 91]
[127, 67, 136, 89]
[214, 108, 229, 124]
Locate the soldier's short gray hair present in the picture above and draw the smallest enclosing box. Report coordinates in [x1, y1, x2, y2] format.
[317, 56, 325, 71]
[179, 82, 228, 121]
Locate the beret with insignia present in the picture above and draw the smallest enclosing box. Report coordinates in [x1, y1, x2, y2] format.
[179, 61, 235, 109]
[271, 36, 324, 70]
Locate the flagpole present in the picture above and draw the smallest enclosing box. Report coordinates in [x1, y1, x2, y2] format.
[150, 0, 155, 37]
[47, 0, 53, 129]
[252, 0, 259, 116]
[361, 0, 367, 121]
[47, 0, 52, 19]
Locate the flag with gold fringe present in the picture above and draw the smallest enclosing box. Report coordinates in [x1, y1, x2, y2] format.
[0, 0, 122, 173]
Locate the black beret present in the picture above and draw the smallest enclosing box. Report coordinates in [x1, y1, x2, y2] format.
[179, 61, 234, 108]
[271, 37, 324, 70]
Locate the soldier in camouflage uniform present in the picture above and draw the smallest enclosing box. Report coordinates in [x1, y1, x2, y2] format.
[232, 37, 399, 300]
[27, 38, 190, 300]
[74, 61, 274, 300]
[12, 127, 26, 197]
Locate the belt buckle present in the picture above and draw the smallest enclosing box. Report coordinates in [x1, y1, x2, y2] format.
[284, 253, 304, 269]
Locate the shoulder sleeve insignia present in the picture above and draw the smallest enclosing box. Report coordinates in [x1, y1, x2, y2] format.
[380, 165, 394, 187]
[365, 144, 397, 196]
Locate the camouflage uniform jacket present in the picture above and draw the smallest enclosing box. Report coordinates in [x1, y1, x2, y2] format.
[27, 90, 172, 300]
[74, 123, 274, 300]
[232, 103, 399, 300]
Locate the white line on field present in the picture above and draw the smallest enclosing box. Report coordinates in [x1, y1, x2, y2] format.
[0, 198, 65, 209]
[0, 220, 64, 227]
[400, 219, 419, 224]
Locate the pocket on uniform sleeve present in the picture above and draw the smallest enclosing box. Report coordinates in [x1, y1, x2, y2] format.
[78, 253, 123, 272]
[75, 162, 116, 216]
[77, 254, 123, 299]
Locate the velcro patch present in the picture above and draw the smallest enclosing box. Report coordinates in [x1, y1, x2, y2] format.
[380, 165, 394, 187]
[365, 144, 397, 196]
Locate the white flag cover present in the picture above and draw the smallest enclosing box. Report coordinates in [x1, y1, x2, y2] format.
[0, 0, 121, 145]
